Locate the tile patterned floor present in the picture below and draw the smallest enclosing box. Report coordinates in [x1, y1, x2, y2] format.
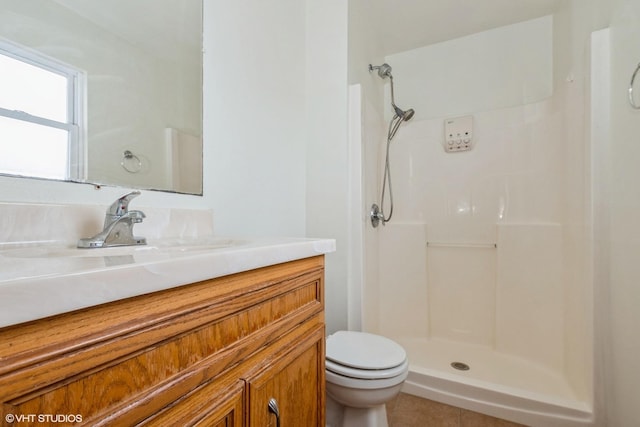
[386, 393, 527, 427]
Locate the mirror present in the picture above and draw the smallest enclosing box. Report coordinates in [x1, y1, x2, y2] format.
[0, 0, 203, 195]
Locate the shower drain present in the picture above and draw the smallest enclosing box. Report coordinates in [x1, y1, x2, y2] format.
[450, 361, 470, 371]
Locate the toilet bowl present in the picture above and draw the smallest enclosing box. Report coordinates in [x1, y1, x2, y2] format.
[325, 331, 408, 427]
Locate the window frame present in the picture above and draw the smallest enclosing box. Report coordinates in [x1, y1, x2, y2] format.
[0, 39, 86, 181]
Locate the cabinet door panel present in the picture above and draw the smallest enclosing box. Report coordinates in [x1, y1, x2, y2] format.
[248, 327, 324, 427]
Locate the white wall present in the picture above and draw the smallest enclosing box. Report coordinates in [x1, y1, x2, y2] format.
[305, 0, 350, 334]
[602, 1, 640, 425]
[590, 26, 610, 427]
[205, 0, 306, 237]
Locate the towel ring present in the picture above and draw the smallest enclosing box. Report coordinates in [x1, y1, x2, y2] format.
[121, 150, 142, 173]
[629, 62, 640, 109]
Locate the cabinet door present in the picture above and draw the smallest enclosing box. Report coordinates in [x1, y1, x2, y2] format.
[247, 327, 324, 427]
[139, 377, 244, 427]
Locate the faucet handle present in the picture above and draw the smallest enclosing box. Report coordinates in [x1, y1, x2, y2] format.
[107, 191, 141, 216]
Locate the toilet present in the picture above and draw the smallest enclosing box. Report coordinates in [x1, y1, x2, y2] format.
[325, 331, 409, 427]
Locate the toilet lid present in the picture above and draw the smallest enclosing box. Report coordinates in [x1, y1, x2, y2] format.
[326, 331, 406, 370]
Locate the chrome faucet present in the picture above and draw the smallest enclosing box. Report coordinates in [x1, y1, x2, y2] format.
[77, 191, 147, 248]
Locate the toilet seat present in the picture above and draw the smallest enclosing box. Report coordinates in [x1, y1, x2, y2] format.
[325, 360, 409, 390]
[326, 358, 409, 379]
[326, 331, 407, 380]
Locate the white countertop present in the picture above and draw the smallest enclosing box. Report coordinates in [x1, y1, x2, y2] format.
[0, 237, 335, 328]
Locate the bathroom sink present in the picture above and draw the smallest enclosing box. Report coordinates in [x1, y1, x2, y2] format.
[0, 238, 244, 259]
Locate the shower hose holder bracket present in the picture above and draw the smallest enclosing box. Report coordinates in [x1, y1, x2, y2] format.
[370, 203, 384, 228]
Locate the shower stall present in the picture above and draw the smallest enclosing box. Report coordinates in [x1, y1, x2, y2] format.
[349, 4, 598, 426]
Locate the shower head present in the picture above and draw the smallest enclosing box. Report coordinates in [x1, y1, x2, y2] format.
[370, 62, 416, 123]
[369, 63, 393, 79]
[394, 105, 415, 121]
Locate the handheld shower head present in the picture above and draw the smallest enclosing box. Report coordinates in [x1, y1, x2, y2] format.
[404, 108, 415, 121]
[394, 105, 415, 121]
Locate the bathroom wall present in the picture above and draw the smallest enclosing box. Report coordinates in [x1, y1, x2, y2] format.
[304, 0, 350, 334]
[590, 26, 610, 427]
[205, 0, 307, 237]
[601, 0, 640, 425]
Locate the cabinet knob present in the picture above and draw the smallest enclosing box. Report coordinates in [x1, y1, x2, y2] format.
[268, 397, 281, 427]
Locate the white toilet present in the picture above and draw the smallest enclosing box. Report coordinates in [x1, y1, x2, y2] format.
[325, 331, 409, 427]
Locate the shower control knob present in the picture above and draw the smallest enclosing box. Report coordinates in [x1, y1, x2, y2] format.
[370, 203, 384, 228]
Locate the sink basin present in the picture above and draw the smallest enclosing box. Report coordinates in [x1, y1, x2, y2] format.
[0, 238, 244, 259]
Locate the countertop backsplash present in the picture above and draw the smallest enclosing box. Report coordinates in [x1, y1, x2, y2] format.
[0, 201, 215, 248]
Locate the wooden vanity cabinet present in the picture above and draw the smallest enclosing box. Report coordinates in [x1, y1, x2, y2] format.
[0, 256, 326, 427]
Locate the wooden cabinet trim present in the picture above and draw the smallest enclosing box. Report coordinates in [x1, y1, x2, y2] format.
[135, 371, 245, 426]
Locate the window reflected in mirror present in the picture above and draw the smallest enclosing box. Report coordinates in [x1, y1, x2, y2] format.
[0, 0, 203, 195]
[0, 42, 84, 180]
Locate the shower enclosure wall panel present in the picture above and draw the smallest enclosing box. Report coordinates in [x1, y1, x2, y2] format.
[496, 223, 564, 371]
[376, 222, 565, 369]
[377, 223, 428, 339]
[382, 16, 553, 122]
[370, 110, 586, 424]
[427, 244, 496, 346]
